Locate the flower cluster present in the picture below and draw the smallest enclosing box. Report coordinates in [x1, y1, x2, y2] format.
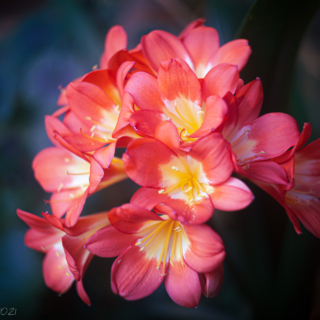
[18, 19, 320, 308]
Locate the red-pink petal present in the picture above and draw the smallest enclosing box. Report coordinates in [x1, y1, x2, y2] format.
[199, 265, 224, 298]
[190, 133, 233, 185]
[123, 138, 176, 188]
[183, 26, 220, 77]
[93, 142, 116, 169]
[190, 95, 228, 138]
[43, 246, 74, 294]
[76, 280, 91, 306]
[202, 63, 239, 100]
[183, 224, 225, 273]
[86, 224, 137, 257]
[210, 39, 251, 71]
[100, 25, 127, 69]
[158, 58, 201, 104]
[130, 187, 169, 210]
[178, 18, 206, 40]
[111, 245, 163, 300]
[209, 177, 253, 211]
[124, 72, 164, 112]
[142, 30, 192, 72]
[164, 262, 201, 308]
[164, 196, 214, 224]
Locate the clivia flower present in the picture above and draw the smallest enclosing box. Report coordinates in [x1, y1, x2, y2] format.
[221, 78, 301, 186]
[33, 145, 127, 227]
[123, 121, 253, 224]
[17, 209, 110, 305]
[86, 201, 225, 307]
[252, 124, 320, 237]
[141, 21, 251, 77]
[124, 58, 239, 141]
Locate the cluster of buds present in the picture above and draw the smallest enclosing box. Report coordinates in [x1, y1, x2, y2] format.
[18, 19, 320, 308]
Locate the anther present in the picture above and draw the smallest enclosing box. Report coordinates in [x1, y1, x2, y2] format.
[57, 183, 63, 192]
[184, 187, 192, 193]
[85, 116, 92, 121]
[140, 247, 144, 251]
[90, 125, 96, 132]
[64, 158, 70, 163]
[197, 111, 204, 115]
[158, 189, 165, 194]
[66, 273, 70, 276]
[172, 166, 179, 171]
[92, 64, 98, 70]
[69, 193, 75, 198]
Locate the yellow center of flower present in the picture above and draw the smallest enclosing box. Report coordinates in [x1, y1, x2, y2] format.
[159, 156, 212, 204]
[135, 218, 190, 276]
[164, 99, 204, 141]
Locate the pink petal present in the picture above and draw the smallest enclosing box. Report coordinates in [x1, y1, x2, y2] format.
[124, 72, 164, 112]
[123, 138, 176, 188]
[202, 63, 239, 100]
[209, 177, 253, 211]
[164, 196, 214, 224]
[183, 224, 225, 273]
[129, 110, 166, 138]
[158, 58, 201, 104]
[183, 26, 220, 78]
[43, 246, 74, 294]
[93, 142, 116, 169]
[100, 25, 127, 69]
[164, 263, 201, 308]
[45, 116, 71, 147]
[130, 187, 169, 210]
[190, 95, 228, 138]
[86, 224, 137, 257]
[76, 280, 91, 306]
[111, 245, 163, 300]
[199, 265, 224, 298]
[154, 120, 180, 152]
[116, 61, 135, 97]
[64, 188, 89, 227]
[209, 39, 252, 71]
[190, 133, 233, 185]
[141, 30, 192, 72]
[178, 18, 206, 40]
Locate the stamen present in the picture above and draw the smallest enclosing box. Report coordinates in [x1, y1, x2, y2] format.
[184, 187, 192, 193]
[66, 171, 90, 175]
[158, 189, 165, 194]
[170, 224, 178, 266]
[90, 125, 96, 132]
[231, 130, 249, 147]
[85, 116, 92, 121]
[179, 231, 185, 268]
[64, 158, 70, 163]
[172, 166, 179, 171]
[57, 183, 63, 192]
[197, 110, 204, 114]
[92, 64, 98, 70]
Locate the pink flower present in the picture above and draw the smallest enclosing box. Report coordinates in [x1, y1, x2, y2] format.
[253, 124, 320, 237]
[17, 209, 110, 305]
[122, 121, 253, 224]
[33, 146, 127, 226]
[124, 58, 239, 140]
[141, 20, 251, 77]
[86, 202, 225, 307]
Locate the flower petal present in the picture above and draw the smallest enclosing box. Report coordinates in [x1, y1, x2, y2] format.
[209, 177, 253, 211]
[93, 142, 116, 169]
[199, 265, 224, 298]
[183, 224, 225, 273]
[202, 63, 239, 100]
[190, 95, 228, 138]
[100, 25, 127, 69]
[209, 39, 251, 71]
[124, 72, 164, 112]
[111, 245, 163, 300]
[164, 263, 201, 308]
[86, 224, 137, 257]
[183, 26, 220, 78]
[142, 30, 192, 72]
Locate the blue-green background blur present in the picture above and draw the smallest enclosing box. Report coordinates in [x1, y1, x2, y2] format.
[1, 0, 320, 319]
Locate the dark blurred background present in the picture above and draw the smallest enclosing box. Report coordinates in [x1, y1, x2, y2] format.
[1, 0, 320, 319]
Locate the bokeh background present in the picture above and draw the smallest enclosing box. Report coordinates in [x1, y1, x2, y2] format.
[1, 0, 320, 319]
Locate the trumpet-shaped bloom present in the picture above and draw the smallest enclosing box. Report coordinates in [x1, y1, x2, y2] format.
[86, 202, 225, 307]
[141, 22, 251, 77]
[17, 209, 110, 305]
[124, 58, 238, 141]
[253, 124, 320, 237]
[123, 121, 253, 224]
[221, 78, 300, 186]
[33, 146, 127, 226]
